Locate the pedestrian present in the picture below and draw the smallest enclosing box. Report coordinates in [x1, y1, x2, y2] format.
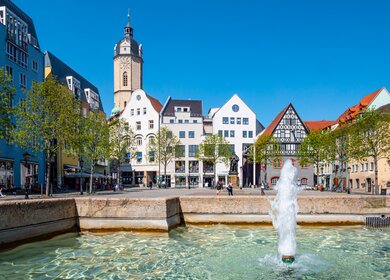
[162, 180, 166, 189]
[227, 183, 233, 196]
[0, 187, 5, 197]
[260, 183, 265, 196]
[216, 181, 222, 195]
[148, 180, 153, 190]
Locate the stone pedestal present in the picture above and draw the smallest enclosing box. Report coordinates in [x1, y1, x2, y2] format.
[228, 174, 239, 188]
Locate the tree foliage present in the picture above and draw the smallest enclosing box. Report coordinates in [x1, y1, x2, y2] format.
[147, 126, 181, 182]
[12, 76, 81, 195]
[109, 118, 136, 185]
[197, 134, 233, 183]
[0, 68, 16, 139]
[348, 109, 390, 194]
[80, 110, 110, 193]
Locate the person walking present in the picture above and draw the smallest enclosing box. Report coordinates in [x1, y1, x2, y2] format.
[260, 182, 265, 196]
[227, 183, 233, 196]
[148, 180, 153, 190]
[216, 181, 222, 195]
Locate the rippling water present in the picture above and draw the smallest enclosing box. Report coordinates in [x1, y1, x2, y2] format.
[0, 226, 389, 279]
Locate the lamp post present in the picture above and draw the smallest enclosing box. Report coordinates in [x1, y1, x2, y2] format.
[347, 166, 351, 194]
[79, 157, 84, 195]
[23, 152, 31, 199]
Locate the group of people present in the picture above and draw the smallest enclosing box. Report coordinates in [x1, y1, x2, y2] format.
[216, 181, 233, 196]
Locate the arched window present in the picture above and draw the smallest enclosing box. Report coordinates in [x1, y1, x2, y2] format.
[290, 158, 296, 167]
[136, 136, 142, 146]
[123, 72, 128, 87]
[271, 177, 279, 186]
[301, 178, 308, 185]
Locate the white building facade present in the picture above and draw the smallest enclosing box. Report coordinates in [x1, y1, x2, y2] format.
[161, 98, 204, 188]
[119, 89, 162, 186]
[209, 94, 264, 187]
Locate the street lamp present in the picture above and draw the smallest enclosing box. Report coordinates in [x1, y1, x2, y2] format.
[79, 157, 84, 195]
[23, 152, 31, 199]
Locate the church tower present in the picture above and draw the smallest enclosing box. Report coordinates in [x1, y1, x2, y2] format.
[113, 11, 143, 113]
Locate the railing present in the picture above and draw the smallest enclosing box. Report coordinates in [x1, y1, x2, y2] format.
[365, 215, 390, 228]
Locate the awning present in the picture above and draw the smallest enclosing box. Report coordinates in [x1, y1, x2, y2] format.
[64, 164, 80, 170]
[64, 172, 107, 179]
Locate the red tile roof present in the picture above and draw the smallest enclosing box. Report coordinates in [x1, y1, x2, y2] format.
[263, 104, 290, 135]
[337, 87, 383, 124]
[304, 120, 336, 131]
[146, 94, 163, 113]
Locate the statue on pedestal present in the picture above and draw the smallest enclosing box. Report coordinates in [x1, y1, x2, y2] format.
[229, 153, 239, 174]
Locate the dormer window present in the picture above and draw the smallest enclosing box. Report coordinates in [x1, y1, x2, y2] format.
[183, 108, 188, 112]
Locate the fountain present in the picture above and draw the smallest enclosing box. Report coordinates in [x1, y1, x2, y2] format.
[270, 159, 299, 264]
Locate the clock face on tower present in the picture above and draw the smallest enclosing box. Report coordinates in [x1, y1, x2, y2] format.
[120, 56, 131, 70]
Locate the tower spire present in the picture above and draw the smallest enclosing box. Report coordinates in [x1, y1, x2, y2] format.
[124, 9, 133, 38]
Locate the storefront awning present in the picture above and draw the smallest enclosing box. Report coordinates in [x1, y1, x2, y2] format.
[64, 164, 80, 170]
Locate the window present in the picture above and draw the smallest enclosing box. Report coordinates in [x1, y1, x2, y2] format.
[236, 118, 241, 125]
[136, 152, 142, 163]
[355, 164, 359, 172]
[143, 107, 147, 114]
[218, 130, 223, 136]
[32, 60, 38, 72]
[189, 161, 199, 172]
[149, 120, 154, 129]
[230, 117, 235, 124]
[176, 107, 182, 112]
[365, 163, 368, 171]
[124, 101, 127, 108]
[131, 109, 134, 116]
[224, 130, 229, 137]
[271, 177, 279, 186]
[183, 107, 189, 112]
[223, 117, 228, 124]
[273, 159, 282, 168]
[137, 108, 140, 115]
[193, 120, 198, 123]
[370, 162, 374, 171]
[6, 66, 13, 80]
[175, 145, 185, 157]
[178, 120, 183, 124]
[189, 145, 198, 157]
[19, 73, 26, 88]
[185, 120, 189, 124]
[136, 137, 142, 146]
[301, 178, 308, 186]
[149, 151, 155, 162]
[170, 119, 174, 124]
[361, 163, 364, 171]
[136, 121, 141, 130]
[249, 131, 253, 138]
[243, 118, 249, 125]
[175, 161, 185, 173]
[189, 131, 195, 138]
[179, 131, 185, 138]
[166, 131, 173, 138]
[243, 131, 247, 138]
[230, 130, 235, 137]
[123, 72, 128, 86]
[149, 136, 155, 145]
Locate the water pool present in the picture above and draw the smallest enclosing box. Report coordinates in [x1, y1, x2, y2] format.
[0, 226, 388, 279]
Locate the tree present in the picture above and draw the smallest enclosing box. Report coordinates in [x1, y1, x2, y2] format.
[109, 118, 136, 187]
[147, 127, 181, 185]
[249, 134, 280, 185]
[298, 129, 336, 186]
[80, 110, 110, 193]
[330, 125, 350, 190]
[197, 134, 232, 185]
[12, 76, 81, 196]
[348, 109, 390, 194]
[0, 68, 16, 139]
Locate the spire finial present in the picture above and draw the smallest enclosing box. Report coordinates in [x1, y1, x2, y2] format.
[127, 9, 130, 24]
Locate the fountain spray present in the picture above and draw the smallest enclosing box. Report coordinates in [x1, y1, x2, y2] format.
[270, 159, 299, 264]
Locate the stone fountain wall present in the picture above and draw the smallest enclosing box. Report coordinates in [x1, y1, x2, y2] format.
[0, 195, 389, 250]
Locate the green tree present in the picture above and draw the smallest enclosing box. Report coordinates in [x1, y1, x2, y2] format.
[348, 109, 390, 194]
[12, 76, 81, 196]
[298, 129, 336, 185]
[147, 127, 181, 185]
[0, 68, 16, 139]
[197, 134, 232, 185]
[80, 110, 110, 193]
[249, 134, 280, 185]
[109, 118, 136, 187]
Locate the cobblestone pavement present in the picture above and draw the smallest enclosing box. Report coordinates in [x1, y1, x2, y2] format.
[0, 186, 377, 201]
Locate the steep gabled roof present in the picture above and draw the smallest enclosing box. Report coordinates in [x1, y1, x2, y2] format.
[161, 99, 203, 117]
[262, 104, 290, 135]
[337, 87, 383, 124]
[45, 51, 104, 113]
[304, 120, 336, 131]
[146, 94, 163, 113]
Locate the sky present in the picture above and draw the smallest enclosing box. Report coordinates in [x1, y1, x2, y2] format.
[14, 0, 390, 126]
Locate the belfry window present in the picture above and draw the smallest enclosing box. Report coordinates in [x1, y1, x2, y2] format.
[123, 72, 128, 86]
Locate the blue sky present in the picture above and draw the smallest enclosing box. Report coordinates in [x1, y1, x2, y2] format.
[14, 0, 390, 126]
